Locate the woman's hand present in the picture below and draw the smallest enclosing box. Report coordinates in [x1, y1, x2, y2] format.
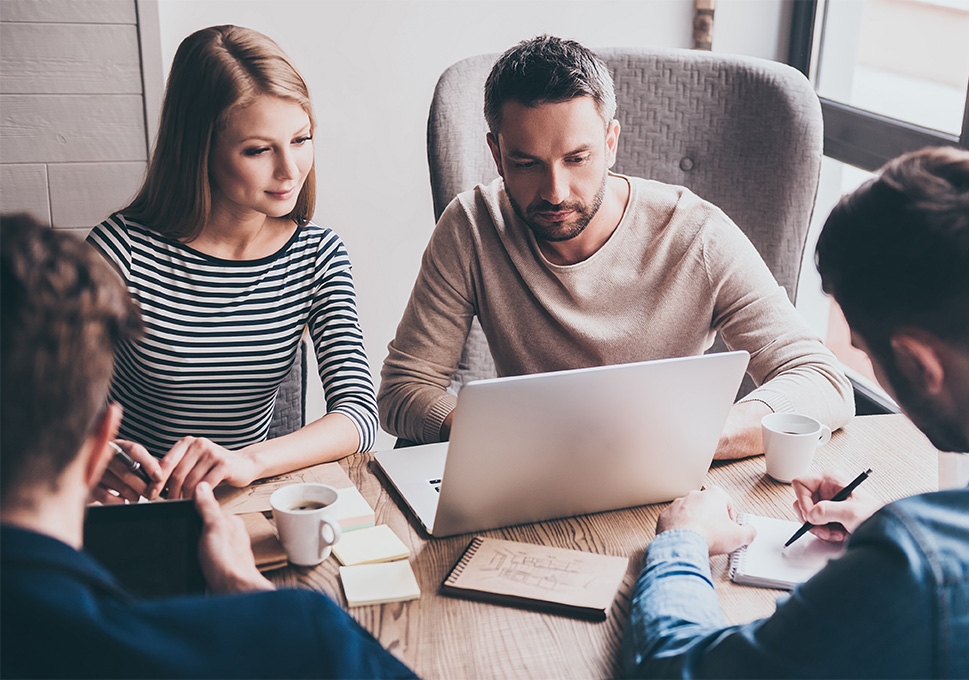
[158, 436, 261, 500]
[90, 439, 165, 504]
[792, 469, 882, 543]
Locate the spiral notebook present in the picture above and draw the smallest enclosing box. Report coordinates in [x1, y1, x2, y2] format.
[728, 514, 846, 590]
[440, 536, 629, 621]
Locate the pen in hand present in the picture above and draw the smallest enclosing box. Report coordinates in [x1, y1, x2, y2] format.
[109, 441, 152, 486]
[784, 468, 872, 547]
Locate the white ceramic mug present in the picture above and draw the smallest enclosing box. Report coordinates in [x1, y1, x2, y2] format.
[270, 483, 343, 566]
[939, 451, 969, 490]
[762, 413, 832, 484]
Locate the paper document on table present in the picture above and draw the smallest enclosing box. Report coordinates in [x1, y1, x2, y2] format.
[215, 462, 355, 514]
[729, 514, 846, 590]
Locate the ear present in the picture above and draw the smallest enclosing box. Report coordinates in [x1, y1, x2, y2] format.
[81, 402, 123, 488]
[605, 119, 621, 169]
[890, 331, 946, 396]
[487, 132, 504, 177]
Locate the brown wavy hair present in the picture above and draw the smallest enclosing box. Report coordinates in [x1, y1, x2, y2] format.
[1, 213, 143, 503]
[123, 25, 316, 241]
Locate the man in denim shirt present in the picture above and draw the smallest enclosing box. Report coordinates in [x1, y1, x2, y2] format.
[623, 146, 969, 679]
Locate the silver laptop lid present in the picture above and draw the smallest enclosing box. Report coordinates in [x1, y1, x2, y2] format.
[430, 351, 749, 536]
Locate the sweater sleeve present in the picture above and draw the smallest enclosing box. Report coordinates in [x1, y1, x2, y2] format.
[307, 234, 378, 453]
[699, 208, 854, 431]
[378, 198, 478, 443]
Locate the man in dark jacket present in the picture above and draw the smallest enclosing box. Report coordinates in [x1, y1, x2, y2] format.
[0, 213, 416, 679]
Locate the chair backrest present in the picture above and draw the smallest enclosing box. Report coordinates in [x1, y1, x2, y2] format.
[426, 47, 824, 391]
[268, 338, 306, 438]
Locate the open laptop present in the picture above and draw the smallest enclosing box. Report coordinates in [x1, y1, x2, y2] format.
[375, 350, 749, 537]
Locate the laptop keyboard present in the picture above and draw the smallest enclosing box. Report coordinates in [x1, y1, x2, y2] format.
[428, 478, 442, 493]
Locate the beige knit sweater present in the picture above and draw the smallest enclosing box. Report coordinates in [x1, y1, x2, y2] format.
[379, 175, 853, 443]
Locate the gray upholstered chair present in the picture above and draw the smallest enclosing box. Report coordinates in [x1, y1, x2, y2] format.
[426, 47, 824, 395]
[267, 339, 306, 438]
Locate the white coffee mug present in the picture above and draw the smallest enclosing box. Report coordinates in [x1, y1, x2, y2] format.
[939, 451, 969, 490]
[270, 483, 343, 566]
[762, 413, 832, 484]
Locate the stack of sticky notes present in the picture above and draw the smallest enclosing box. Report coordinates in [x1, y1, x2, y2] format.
[339, 561, 421, 607]
[335, 486, 377, 531]
[336, 524, 420, 607]
[333, 525, 410, 566]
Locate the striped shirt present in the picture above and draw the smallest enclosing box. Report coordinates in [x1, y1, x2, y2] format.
[87, 214, 377, 458]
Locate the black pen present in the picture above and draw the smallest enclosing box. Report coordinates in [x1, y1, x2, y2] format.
[110, 441, 152, 485]
[784, 468, 872, 547]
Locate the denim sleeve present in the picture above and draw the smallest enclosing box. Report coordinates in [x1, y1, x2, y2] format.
[623, 529, 733, 678]
[624, 511, 940, 679]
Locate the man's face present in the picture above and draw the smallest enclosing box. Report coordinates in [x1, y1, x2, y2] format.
[487, 97, 618, 244]
[853, 330, 969, 452]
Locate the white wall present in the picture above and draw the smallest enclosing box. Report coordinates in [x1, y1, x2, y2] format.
[148, 0, 793, 447]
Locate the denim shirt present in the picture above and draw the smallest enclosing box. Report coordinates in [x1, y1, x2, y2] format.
[623, 488, 969, 678]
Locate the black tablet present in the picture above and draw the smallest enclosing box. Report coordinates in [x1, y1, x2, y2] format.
[83, 499, 206, 599]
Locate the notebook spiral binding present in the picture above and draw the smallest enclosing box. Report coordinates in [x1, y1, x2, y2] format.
[727, 514, 750, 580]
[445, 536, 484, 584]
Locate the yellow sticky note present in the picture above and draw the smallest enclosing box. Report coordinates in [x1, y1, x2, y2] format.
[333, 524, 410, 566]
[340, 560, 421, 607]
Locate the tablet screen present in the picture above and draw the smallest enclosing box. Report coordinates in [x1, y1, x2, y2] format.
[83, 499, 206, 599]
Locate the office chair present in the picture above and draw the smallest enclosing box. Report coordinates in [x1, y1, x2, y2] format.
[267, 340, 306, 438]
[426, 47, 824, 394]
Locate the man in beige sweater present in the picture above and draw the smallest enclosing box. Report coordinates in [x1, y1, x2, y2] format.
[379, 35, 853, 458]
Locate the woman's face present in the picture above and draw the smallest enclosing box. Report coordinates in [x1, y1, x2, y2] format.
[209, 95, 313, 223]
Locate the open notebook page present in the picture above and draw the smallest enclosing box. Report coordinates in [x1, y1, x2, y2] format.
[729, 514, 846, 590]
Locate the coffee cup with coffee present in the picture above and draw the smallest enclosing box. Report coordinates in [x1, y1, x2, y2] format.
[269, 483, 342, 566]
[761, 413, 832, 484]
[939, 451, 969, 490]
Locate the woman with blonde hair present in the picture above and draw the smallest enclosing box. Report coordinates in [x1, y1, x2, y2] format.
[88, 25, 376, 501]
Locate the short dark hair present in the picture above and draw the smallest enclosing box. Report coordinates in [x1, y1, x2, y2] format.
[815, 146, 969, 351]
[1, 214, 143, 505]
[484, 34, 616, 135]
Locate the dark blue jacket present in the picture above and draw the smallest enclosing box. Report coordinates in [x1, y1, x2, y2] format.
[0, 525, 417, 679]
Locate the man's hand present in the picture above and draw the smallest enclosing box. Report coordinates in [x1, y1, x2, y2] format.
[714, 400, 772, 460]
[440, 411, 454, 441]
[194, 481, 274, 594]
[90, 439, 165, 504]
[159, 436, 260, 500]
[656, 486, 757, 555]
[792, 470, 882, 543]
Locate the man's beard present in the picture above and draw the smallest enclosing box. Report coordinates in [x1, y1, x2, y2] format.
[508, 173, 608, 244]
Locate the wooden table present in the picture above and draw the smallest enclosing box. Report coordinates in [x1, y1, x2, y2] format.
[267, 414, 938, 679]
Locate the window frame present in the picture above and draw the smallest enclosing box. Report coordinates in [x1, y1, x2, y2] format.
[788, 0, 969, 173]
[787, 0, 968, 414]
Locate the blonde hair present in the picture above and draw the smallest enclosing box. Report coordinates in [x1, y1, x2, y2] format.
[123, 25, 316, 241]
